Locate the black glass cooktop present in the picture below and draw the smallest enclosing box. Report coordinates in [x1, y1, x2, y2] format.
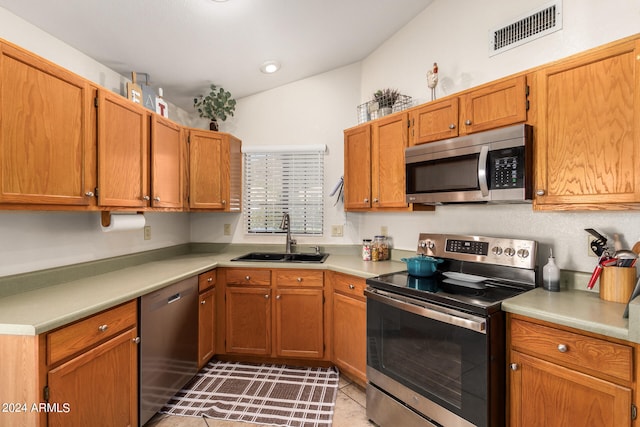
[366, 271, 529, 315]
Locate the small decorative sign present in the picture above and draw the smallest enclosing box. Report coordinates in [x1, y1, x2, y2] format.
[155, 88, 168, 118]
[126, 71, 142, 104]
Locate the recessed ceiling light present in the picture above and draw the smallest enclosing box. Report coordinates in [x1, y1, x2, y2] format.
[260, 61, 281, 74]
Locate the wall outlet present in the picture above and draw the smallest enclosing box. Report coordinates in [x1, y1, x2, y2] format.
[331, 225, 344, 237]
[587, 236, 597, 257]
[223, 224, 231, 236]
[380, 226, 388, 236]
[144, 225, 151, 240]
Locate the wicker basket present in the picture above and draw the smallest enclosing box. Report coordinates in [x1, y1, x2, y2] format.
[357, 94, 412, 124]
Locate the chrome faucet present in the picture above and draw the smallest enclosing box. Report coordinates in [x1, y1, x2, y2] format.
[279, 212, 296, 254]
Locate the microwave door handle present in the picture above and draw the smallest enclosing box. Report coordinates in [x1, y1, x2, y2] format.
[478, 145, 489, 197]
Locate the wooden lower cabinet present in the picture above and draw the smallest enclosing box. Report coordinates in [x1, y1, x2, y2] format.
[330, 272, 367, 384]
[222, 268, 326, 360]
[508, 315, 635, 427]
[47, 328, 138, 427]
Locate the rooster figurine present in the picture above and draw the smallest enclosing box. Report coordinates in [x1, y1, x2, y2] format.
[426, 62, 438, 101]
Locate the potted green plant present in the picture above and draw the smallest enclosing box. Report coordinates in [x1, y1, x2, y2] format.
[372, 88, 400, 116]
[193, 84, 237, 131]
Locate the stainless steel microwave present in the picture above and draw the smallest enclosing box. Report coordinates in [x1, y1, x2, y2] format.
[405, 124, 533, 204]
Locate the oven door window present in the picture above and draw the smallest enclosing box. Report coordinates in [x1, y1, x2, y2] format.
[406, 153, 480, 194]
[367, 297, 487, 426]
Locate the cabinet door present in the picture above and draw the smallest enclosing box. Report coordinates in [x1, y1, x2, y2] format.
[344, 124, 371, 209]
[510, 351, 631, 427]
[151, 115, 182, 208]
[275, 288, 324, 359]
[225, 286, 271, 355]
[0, 42, 94, 206]
[47, 328, 138, 427]
[534, 40, 640, 208]
[97, 90, 149, 207]
[332, 291, 366, 383]
[410, 98, 459, 145]
[189, 130, 229, 210]
[372, 113, 409, 208]
[459, 75, 528, 134]
[198, 287, 215, 369]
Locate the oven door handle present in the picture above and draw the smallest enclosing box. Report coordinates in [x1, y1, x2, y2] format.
[365, 287, 486, 334]
[478, 145, 489, 197]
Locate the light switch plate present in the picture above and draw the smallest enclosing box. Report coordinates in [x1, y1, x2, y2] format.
[144, 225, 151, 240]
[331, 225, 343, 237]
[223, 224, 231, 236]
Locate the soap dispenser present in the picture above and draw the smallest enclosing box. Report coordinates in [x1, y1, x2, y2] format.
[543, 248, 560, 292]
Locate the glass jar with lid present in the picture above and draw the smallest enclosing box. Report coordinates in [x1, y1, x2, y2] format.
[372, 236, 389, 261]
[362, 239, 372, 261]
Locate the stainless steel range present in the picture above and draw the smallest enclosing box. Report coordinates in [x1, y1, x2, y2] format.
[365, 233, 537, 427]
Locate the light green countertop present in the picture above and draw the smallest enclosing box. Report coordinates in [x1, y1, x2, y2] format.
[502, 278, 640, 344]
[0, 248, 407, 336]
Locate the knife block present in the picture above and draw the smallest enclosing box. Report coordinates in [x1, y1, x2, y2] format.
[599, 266, 637, 303]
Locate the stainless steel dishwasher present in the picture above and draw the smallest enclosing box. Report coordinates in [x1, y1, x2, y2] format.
[139, 276, 198, 426]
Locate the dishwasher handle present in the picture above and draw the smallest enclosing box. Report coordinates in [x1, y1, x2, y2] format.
[167, 293, 182, 304]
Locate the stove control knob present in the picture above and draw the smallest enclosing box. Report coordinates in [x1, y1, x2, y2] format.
[517, 249, 530, 259]
[419, 240, 435, 250]
[504, 247, 516, 257]
[491, 246, 503, 256]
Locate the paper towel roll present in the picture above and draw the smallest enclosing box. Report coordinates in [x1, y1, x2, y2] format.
[101, 213, 146, 232]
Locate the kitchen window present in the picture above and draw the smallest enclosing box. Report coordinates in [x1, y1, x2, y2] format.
[243, 145, 325, 235]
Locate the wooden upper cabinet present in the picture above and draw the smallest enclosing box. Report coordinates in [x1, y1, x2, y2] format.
[151, 115, 182, 208]
[0, 41, 95, 206]
[372, 112, 409, 208]
[344, 124, 372, 210]
[459, 75, 528, 134]
[534, 39, 640, 209]
[188, 129, 241, 211]
[97, 90, 149, 207]
[410, 98, 459, 145]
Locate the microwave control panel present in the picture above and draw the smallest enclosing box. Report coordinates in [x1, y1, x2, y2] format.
[489, 146, 525, 189]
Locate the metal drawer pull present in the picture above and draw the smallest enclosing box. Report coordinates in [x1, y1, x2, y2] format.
[510, 363, 519, 371]
[349, 284, 356, 290]
[557, 344, 568, 353]
[207, 277, 213, 283]
[201, 300, 206, 305]
[98, 324, 108, 332]
[245, 276, 251, 281]
[297, 277, 303, 282]
[132, 337, 141, 344]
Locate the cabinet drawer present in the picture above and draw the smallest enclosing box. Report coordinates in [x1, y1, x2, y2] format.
[510, 318, 633, 382]
[274, 270, 323, 287]
[47, 300, 137, 365]
[225, 268, 271, 286]
[198, 269, 216, 292]
[332, 273, 366, 300]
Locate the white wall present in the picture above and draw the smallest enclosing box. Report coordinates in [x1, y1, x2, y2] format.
[0, 7, 193, 277]
[193, 0, 640, 274]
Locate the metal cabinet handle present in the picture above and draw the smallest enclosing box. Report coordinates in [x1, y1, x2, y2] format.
[557, 344, 568, 353]
[364, 198, 369, 203]
[207, 277, 213, 283]
[222, 200, 226, 205]
[449, 123, 456, 129]
[98, 324, 108, 332]
[132, 337, 141, 344]
[153, 196, 161, 202]
[245, 276, 251, 281]
[536, 189, 546, 196]
[465, 119, 472, 125]
[510, 363, 519, 371]
[264, 294, 270, 299]
[201, 300, 206, 305]
[85, 191, 94, 197]
[276, 295, 281, 300]
[349, 284, 356, 290]
[297, 277, 303, 282]
[373, 198, 379, 203]
[143, 195, 150, 201]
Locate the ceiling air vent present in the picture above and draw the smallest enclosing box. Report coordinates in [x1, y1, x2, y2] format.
[489, 0, 562, 56]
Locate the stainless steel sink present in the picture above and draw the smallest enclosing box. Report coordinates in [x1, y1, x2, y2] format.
[231, 252, 329, 263]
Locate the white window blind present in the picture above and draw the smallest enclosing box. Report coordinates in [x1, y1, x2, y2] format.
[243, 145, 325, 235]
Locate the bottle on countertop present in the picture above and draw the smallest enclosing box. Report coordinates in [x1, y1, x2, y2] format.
[543, 248, 560, 292]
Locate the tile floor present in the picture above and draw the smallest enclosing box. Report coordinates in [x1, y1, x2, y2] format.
[145, 375, 376, 427]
